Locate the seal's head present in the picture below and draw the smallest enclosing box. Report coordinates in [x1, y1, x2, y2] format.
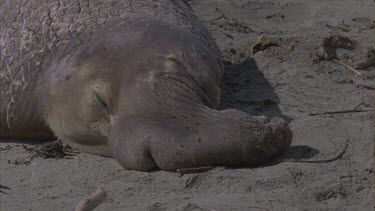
[46, 20, 292, 171]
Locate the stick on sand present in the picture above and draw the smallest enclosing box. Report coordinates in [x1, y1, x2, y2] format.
[330, 58, 362, 75]
[75, 187, 108, 211]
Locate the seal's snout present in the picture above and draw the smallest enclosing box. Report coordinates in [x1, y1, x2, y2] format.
[263, 117, 293, 157]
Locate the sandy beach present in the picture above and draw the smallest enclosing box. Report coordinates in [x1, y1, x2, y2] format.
[1, 0, 374, 210]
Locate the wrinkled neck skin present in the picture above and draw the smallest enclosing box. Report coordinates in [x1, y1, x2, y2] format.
[110, 66, 292, 171]
[44, 20, 292, 171]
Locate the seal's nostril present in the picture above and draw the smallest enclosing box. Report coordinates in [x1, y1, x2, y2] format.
[264, 117, 293, 156]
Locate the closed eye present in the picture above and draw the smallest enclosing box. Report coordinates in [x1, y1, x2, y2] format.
[92, 90, 111, 115]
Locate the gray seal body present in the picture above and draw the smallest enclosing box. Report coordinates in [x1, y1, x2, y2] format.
[0, 0, 292, 171]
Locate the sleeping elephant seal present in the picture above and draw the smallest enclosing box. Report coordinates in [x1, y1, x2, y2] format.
[0, 0, 292, 171]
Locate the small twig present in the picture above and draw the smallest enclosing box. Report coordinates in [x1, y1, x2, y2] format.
[354, 79, 375, 90]
[277, 200, 285, 211]
[330, 57, 362, 75]
[282, 140, 349, 163]
[278, 44, 291, 50]
[310, 102, 373, 116]
[205, 7, 226, 22]
[269, 199, 285, 211]
[75, 187, 108, 211]
[176, 166, 214, 176]
[205, 13, 225, 22]
[0, 184, 11, 195]
[0, 184, 11, 190]
[308, 109, 373, 116]
[353, 101, 365, 110]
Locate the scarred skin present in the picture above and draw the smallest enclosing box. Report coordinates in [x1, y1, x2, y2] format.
[0, 0, 292, 171]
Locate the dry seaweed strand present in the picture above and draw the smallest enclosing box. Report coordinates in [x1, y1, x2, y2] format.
[24, 140, 79, 159]
[6, 140, 80, 166]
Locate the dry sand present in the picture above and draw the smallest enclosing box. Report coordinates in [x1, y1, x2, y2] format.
[1, 0, 374, 210]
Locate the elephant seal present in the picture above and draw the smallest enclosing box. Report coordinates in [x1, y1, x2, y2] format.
[0, 0, 292, 171]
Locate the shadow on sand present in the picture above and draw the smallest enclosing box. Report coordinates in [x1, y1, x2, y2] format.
[220, 57, 292, 122]
[220, 57, 320, 163]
